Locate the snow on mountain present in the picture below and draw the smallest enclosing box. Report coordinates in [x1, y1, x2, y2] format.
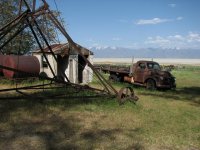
[90, 46, 200, 58]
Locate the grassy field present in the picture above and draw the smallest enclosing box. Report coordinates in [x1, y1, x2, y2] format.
[0, 66, 200, 150]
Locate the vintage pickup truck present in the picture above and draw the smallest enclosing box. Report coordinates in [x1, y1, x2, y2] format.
[97, 60, 176, 90]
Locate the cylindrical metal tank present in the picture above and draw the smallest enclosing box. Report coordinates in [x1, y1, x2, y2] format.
[0, 55, 4, 75]
[3, 55, 40, 78]
[0, 55, 7, 76]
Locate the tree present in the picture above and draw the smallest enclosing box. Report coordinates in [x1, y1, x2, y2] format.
[0, 0, 63, 55]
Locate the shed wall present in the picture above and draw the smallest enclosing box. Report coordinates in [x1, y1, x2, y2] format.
[33, 53, 93, 84]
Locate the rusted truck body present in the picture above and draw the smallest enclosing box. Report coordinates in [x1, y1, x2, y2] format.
[98, 60, 176, 90]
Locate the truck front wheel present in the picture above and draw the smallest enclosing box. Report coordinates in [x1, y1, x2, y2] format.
[146, 79, 156, 90]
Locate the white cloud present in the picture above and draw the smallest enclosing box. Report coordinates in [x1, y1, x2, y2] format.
[145, 32, 200, 49]
[176, 16, 183, 21]
[145, 36, 170, 47]
[136, 17, 183, 25]
[95, 46, 107, 50]
[168, 3, 176, 8]
[89, 44, 111, 50]
[168, 35, 184, 41]
[136, 18, 171, 25]
[187, 32, 200, 42]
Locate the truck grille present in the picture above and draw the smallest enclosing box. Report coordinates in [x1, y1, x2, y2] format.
[164, 77, 175, 84]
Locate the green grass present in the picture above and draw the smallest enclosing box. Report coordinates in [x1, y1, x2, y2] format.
[0, 66, 200, 150]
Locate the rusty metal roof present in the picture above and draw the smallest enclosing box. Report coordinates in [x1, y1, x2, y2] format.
[33, 43, 93, 56]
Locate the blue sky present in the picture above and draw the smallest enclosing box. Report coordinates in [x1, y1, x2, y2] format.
[46, 0, 200, 49]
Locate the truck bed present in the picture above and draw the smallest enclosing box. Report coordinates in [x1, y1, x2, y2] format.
[94, 64, 130, 74]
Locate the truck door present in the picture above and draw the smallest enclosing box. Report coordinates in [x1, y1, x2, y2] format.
[135, 62, 146, 83]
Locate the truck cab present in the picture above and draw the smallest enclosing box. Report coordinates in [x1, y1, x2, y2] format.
[131, 61, 176, 89]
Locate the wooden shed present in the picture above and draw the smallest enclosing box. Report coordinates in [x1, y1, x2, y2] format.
[32, 43, 93, 84]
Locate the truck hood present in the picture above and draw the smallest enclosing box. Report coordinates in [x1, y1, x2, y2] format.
[158, 71, 173, 77]
[154, 70, 173, 78]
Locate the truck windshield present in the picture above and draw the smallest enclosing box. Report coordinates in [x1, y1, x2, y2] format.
[147, 63, 161, 70]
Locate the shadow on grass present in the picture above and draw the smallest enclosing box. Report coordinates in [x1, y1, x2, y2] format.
[0, 113, 80, 149]
[140, 86, 200, 106]
[80, 127, 144, 150]
[0, 89, 143, 149]
[0, 119, 144, 149]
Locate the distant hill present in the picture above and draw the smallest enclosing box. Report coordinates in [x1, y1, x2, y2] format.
[90, 47, 200, 58]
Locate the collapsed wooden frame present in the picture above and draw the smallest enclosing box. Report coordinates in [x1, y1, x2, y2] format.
[0, 0, 138, 103]
[0, 0, 117, 95]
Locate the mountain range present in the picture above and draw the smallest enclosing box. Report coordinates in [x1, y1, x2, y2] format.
[90, 47, 200, 58]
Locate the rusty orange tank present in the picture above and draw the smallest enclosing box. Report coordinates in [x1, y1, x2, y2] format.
[0, 55, 5, 75]
[3, 55, 40, 78]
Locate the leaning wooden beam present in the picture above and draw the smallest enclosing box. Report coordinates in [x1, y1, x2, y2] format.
[0, 24, 28, 52]
[0, 10, 28, 33]
[0, 11, 28, 41]
[0, 83, 52, 92]
[33, 0, 36, 12]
